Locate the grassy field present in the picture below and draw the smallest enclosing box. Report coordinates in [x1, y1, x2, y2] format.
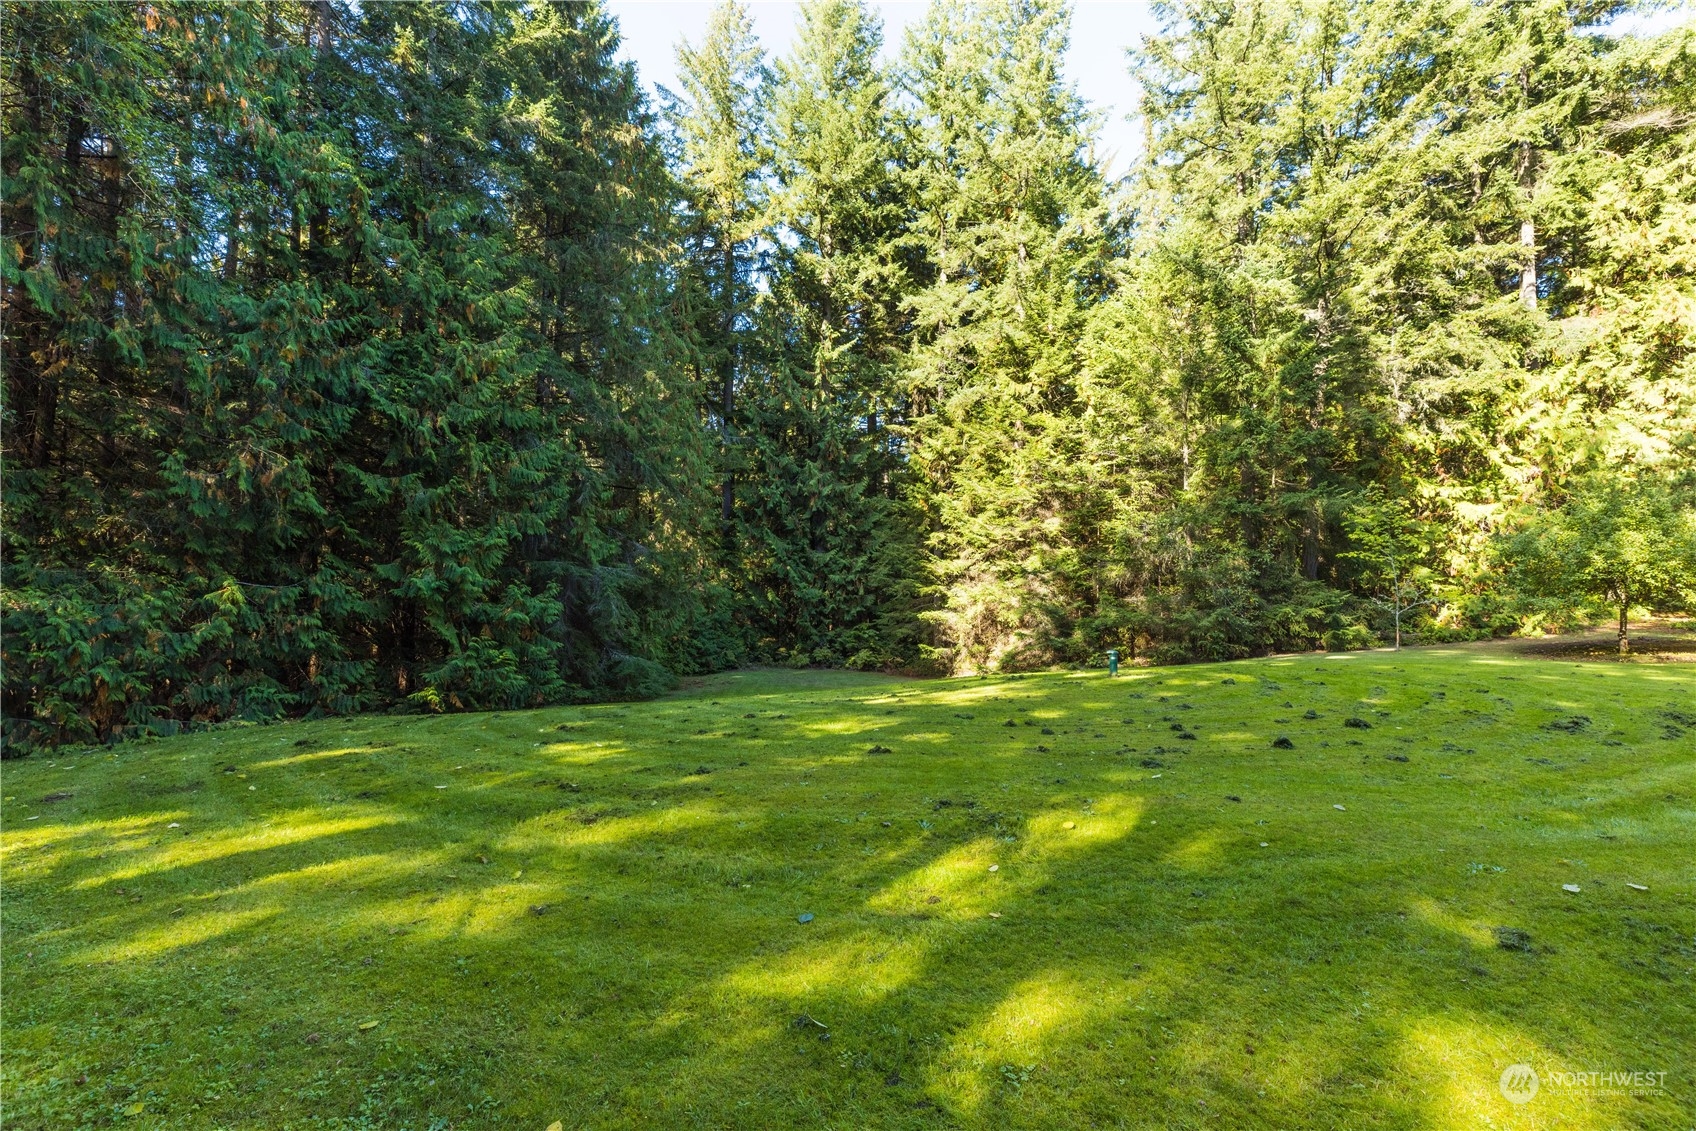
[3, 647, 1693, 1130]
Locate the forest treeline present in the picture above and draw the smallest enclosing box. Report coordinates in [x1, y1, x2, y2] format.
[4, 0, 1694, 751]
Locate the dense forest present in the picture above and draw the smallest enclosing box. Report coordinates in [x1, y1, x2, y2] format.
[4, 0, 1694, 752]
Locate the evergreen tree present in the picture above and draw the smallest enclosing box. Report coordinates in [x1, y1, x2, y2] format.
[500, 2, 717, 687]
[1099, 0, 1693, 654]
[900, 0, 1115, 672]
[664, 0, 770, 537]
[6, 0, 1692, 752]
[1513, 19, 1696, 487]
[3, 1, 357, 740]
[740, 0, 923, 666]
[3, 0, 705, 748]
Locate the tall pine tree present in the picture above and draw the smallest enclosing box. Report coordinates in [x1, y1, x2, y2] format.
[737, 0, 923, 666]
[900, 0, 1115, 671]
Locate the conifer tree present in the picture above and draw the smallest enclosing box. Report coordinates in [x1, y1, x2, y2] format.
[5, 0, 1692, 750]
[900, 0, 1114, 671]
[500, 2, 716, 687]
[665, 0, 770, 536]
[3, 0, 705, 746]
[739, 0, 923, 666]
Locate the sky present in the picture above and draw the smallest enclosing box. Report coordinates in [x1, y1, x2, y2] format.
[606, 1, 1694, 182]
[606, 0, 1162, 178]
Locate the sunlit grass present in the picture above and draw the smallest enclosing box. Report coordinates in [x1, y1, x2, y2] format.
[2, 652, 1691, 1129]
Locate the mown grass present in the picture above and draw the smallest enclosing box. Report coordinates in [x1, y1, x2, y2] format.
[3, 649, 1693, 1130]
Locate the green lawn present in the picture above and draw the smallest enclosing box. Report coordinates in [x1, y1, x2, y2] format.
[3, 649, 1692, 1130]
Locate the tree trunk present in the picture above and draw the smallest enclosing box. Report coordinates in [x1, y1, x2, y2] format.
[1519, 218, 1536, 311]
[223, 206, 242, 281]
[27, 372, 58, 469]
[1302, 285, 1331, 582]
[1179, 382, 1191, 492]
[1301, 505, 1320, 581]
[720, 242, 736, 526]
[1234, 167, 1254, 244]
[1517, 139, 1537, 311]
[1618, 598, 1629, 656]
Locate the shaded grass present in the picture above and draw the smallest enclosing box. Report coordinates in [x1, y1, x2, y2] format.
[2, 652, 1692, 1129]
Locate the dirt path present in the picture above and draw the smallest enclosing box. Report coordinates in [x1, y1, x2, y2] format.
[1359, 622, 1696, 664]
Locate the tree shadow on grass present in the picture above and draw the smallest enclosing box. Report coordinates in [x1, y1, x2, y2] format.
[3, 664, 1691, 1129]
